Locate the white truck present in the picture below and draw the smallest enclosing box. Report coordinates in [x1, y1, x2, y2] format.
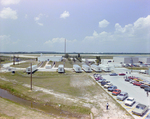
[99, 64, 111, 72]
[58, 64, 65, 73]
[73, 64, 82, 73]
[91, 64, 101, 72]
[26, 65, 37, 74]
[139, 70, 147, 74]
[82, 64, 92, 73]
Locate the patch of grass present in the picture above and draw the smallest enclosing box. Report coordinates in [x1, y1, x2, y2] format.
[59, 104, 91, 114]
[126, 67, 148, 70]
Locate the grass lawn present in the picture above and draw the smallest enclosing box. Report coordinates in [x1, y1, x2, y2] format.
[10, 61, 39, 68]
[126, 67, 149, 70]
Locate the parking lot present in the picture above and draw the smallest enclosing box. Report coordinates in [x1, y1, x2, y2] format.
[92, 72, 150, 119]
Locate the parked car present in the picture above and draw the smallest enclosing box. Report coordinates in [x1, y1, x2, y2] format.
[119, 73, 126, 76]
[93, 74, 102, 80]
[125, 78, 131, 82]
[93, 73, 101, 78]
[124, 97, 136, 106]
[104, 83, 113, 89]
[95, 76, 103, 81]
[130, 80, 136, 84]
[117, 92, 128, 101]
[108, 86, 117, 92]
[112, 89, 121, 96]
[109, 73, 118, 76]
[101, 81, 110, 86]
[140, 84, 149, 89]
[133, 81, 142, 86]
[144, 87, 150, 92]
[132, 103, 148, 116]
[133, 78, 143, 82]
[98, 78, 106, 83]
[128, 76, 136, 79]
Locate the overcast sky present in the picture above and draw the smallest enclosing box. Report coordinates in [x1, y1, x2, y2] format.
[0, 0, 150, 53]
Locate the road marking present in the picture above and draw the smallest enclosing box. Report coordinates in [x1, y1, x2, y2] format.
[143, 112, 150, 119]
[121, 103, 132, 109]
[128, 107, 135, 113]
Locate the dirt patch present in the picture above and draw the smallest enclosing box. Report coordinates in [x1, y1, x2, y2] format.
[70, 75, 95, 88]
[0, 74, 133, 119]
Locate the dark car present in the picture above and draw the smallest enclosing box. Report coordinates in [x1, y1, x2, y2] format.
[144, 87, 150, 92]
[108, 86, 117, 92]
[101, 81, 110, 86]
[125, 78, 131, 82]
[133, 81, 142, 86]
[140, 84, 149, 89]
[98, 78, 106, 83]
[109, 73, 118, 76]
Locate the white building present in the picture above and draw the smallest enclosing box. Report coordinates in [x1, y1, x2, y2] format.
[139, 57, 150, 64]
[113, 56, 139, 64]
[38, 56, 63, 62]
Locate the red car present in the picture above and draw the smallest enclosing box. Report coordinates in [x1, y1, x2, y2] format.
[133, 81, 142, 86]
[119, 73, 126, 76]
[128, 76, 137, 79]
[112, 89, 121, 96]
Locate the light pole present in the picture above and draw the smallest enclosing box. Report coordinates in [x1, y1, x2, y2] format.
[130, 57, 133, 73]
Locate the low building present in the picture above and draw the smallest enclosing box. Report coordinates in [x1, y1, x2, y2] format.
[38, 56, 63, 62]
[148, 68, 150, 75]
[139, 57, 150, 64]
[113, 56, 139, 64]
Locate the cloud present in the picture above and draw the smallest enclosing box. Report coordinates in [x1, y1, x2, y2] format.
[60, 11, 70, 19]
[0, 35, 21, 52]
[1, 0, 20, 5]
[0, 7, 17, 19]
[34, 14, 45, 26]
[99, 19, 110, 28]
[82, 15, 150, 53]
[0, 35, 10, 51]
[43, 14, 150, 53]
[44, 38, 78, 52]
[0, 35, 10, 41]
[45, 38, 65, 44]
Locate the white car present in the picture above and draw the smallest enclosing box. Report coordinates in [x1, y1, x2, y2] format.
[104, 83, 113, 88]
[124, 97, 135, 106]
[117, 92, 128, 101]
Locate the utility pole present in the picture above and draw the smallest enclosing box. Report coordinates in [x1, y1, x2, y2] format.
[0, 57, 1, 70]
[130, 57, 133, 72]
[13, 55, 15, 65]
[64, 39, 66, 54]
[30, 63, 32, 90]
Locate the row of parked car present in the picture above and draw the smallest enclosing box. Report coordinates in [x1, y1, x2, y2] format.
[93, 73, 149, 116]
[124, 76, 150, 92]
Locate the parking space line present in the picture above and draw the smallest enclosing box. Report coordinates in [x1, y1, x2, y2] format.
[128, 107, 135, 113]
[121, 103, 132, 109]
[143, 112, 150, 119]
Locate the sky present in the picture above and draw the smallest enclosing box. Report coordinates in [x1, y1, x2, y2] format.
[0, 0, 150, 53]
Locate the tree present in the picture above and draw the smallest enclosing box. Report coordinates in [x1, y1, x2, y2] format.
[96, 56, 101, 65]
[78, 53, 80, 58]
[73, 57, 76, 62]
[64, 53, 69, 59]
